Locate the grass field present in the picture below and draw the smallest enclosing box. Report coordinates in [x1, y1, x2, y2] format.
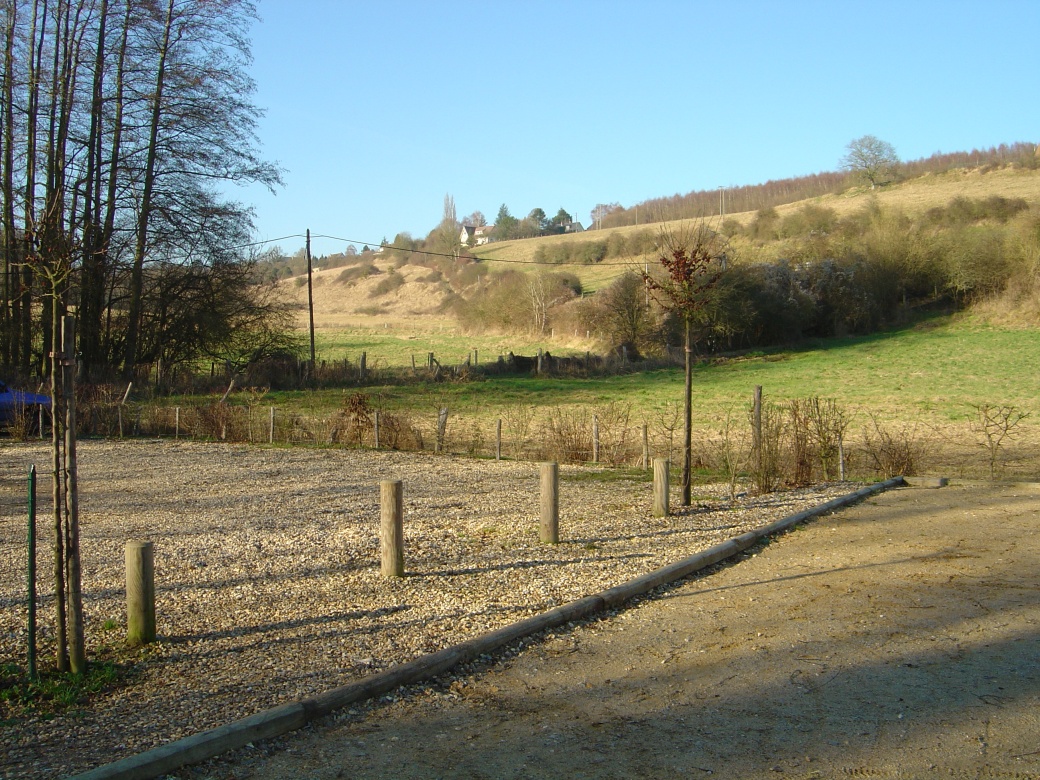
[281, 313, 1040, 428]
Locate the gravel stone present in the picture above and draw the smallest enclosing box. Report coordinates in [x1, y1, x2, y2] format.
[0, 440, 855, 778]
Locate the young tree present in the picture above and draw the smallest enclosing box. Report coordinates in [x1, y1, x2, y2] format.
[493, 203, 518, 240]
[842, 135, 899, 189]
[644, 222, 725, 505]
[595, 271, 656, 357]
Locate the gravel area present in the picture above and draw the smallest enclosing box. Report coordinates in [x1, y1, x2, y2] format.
[0, 440, 856, 779]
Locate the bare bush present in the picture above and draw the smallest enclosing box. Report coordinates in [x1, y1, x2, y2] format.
[750, 402, 788, 493]
[502, 403, 535, 460]
[593, 401, 633, 465]
[805, 397, 853, 481]
[710, 407, 751, 500]
[543, 406, 592, 464]
[862, 413, 927, 477]
[971, 403, 1030, 479]
[787, 399, 816, 486]
[376, 411, 421, 450]
[331, 392, 373, 446]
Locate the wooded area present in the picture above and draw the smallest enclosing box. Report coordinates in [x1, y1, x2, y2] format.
[0, 0, 289, 383]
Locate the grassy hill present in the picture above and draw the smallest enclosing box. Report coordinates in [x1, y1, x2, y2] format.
[279, 164, 1040, 362]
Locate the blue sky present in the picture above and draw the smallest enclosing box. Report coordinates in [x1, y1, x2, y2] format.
[239, 0, 1040, 257]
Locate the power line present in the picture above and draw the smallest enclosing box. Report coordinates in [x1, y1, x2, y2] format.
[242, 231, 647, 268]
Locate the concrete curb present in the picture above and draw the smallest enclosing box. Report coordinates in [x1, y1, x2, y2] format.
[71, 477, 905, 780]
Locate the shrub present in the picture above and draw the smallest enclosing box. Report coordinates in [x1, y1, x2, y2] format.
[369, 270, 405, 297]
[337, 264, 379, 284]
[862, 414, 926, 477]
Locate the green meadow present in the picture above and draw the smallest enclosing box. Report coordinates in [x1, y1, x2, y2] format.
[280, 314, 1040, 432]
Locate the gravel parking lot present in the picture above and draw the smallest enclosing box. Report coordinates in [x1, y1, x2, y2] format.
[0, 440, 852, 779]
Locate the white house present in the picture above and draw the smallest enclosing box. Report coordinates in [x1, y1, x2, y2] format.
[460, 224, 494, 245]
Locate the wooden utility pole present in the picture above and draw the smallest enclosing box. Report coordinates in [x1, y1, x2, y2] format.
[306, 229, 315, 372]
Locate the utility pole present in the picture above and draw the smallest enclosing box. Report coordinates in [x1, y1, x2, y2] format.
[306, 229, 315, 372]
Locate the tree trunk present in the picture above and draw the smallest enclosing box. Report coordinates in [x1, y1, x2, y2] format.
[61, 316, 85, 673]
[78, 0, 110, 374]
[50, 296, 67, 672]
[0, 0, 17, 366]
[123, 0, 174, 379]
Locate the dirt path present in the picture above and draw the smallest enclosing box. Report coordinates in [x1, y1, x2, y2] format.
[185, 483, 1040, 780]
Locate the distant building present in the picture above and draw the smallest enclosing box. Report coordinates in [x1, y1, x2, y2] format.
[460, 224, 494, 245]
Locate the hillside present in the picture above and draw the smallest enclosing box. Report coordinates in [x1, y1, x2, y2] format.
[281, 165, 1040, 333]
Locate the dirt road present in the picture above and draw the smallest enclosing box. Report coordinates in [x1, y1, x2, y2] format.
[185, 482, 1040, 780]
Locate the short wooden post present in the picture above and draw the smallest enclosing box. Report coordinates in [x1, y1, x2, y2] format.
[117, 404, 123, 438]
[428, 351, 434, 369]
[592, 415, 600, 464]
[125, 541, 156, 646]
[380, 480, 404, 577]
[360, 351, 367, 381]
[540, 462, 559, 544]
[269, 406, 275, 443]
[174, 407, 180, 439]
[496, 418, 502, 461]
[374, 409, 381, 449]
[653, 458, 670, 517]
[641, 423, 649, 470]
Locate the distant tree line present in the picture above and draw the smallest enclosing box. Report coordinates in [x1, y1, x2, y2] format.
[593, 142, 1038, 230]
[0, 0, 289, 382]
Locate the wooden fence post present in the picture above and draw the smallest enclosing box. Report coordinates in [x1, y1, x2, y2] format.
[360, 351, 367, 381]
[380, 480, 404, 577]
[496, 418, 502, 461]
[653, 458, 670, 517]
[269, 406, 275, 444]
[374, 410, 380, 450]
[540, 462, 559, 544]
[592, 415, 600, 464]
[125, 540, 156, 646]
[436, 408, 448, 453]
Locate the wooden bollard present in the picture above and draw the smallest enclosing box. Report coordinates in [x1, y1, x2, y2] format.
[540, 462, 559, 544]
[380, 480, 404, 577]
[653, 458, 670, 517]
[125, 540, 156, 646]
